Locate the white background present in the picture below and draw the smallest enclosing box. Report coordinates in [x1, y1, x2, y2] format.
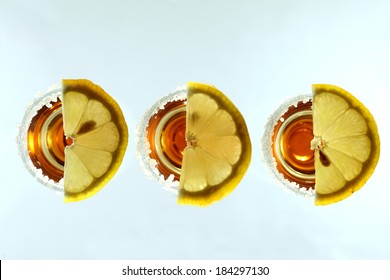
[1, 0, 390, 259]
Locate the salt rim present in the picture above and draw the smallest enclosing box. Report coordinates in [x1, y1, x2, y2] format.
[135, 85, 187, 193]
[261, 94, 315, 198]
[16, 85, 64, 193]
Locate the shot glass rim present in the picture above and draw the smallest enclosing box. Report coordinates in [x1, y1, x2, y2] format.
[261, 94, 315, 197]
[17, 86, 64, 193]
[135, 86, 187, 193]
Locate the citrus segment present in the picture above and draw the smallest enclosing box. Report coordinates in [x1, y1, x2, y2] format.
[64, 148, 93, 193]
[75, 122, 119, 152]
[311, 84, 380, 205]
[62, 79, 128, 202]
[178, 82, 251, 206]
[327, 135, 370, 162]
[70, 145, 113, 178]
[63, 91, 89, 135]
[322, 147, 362, 181]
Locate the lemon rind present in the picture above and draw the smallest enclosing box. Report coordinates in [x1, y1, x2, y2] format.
[177, 82, 252, 206]
[63, 79, 128, 202]
[312, 84, 380, 206]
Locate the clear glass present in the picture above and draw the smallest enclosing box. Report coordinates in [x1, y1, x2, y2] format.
[136, 86, 187, 193]
[16, 87, 65, 192]
[262, 94, 315, 197]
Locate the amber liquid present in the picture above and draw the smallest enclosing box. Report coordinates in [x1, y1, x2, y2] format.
[27, 99, 72, 182]
[146, 99, 187, 180]
[272, 101, 315, 189]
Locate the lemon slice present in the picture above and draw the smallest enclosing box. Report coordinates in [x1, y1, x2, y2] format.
[62, 79, 128, 202]
[311, 84, 380, 205]
[178, 82, 252, 206]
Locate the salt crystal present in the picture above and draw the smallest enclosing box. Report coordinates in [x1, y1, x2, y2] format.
[135, 86, 187, 194]
[16, 87, 64, 192]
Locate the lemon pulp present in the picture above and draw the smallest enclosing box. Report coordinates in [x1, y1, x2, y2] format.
[311, 84, 380, 205]
[178, 82, 251, 206]
[63, 79, 128, 202]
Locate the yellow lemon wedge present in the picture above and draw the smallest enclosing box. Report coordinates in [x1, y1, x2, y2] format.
[178, 82, 252, 206]
[62, 79, 128, 202]
[311, 84, 380, 205]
